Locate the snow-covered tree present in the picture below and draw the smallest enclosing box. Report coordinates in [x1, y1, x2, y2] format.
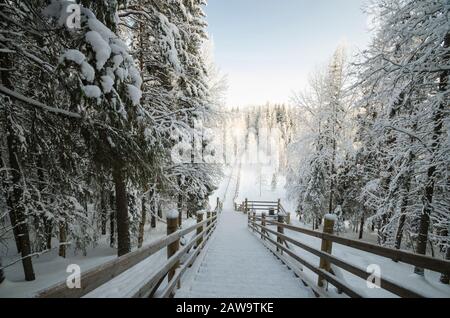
[355, 0, 450, 278]
[288, 47, 355, 230]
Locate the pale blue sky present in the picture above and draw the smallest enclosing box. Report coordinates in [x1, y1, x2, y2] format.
[205, 0, 371, 107]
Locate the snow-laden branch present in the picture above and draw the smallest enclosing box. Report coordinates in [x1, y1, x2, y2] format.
[0, 85, 82, 119]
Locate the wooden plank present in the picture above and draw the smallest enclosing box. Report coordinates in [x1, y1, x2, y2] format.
[264, 220, 450, 275]
[258, 224, 425, 298]
[36, 217, 215, 298]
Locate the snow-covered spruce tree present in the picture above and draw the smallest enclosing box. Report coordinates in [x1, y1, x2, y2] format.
[164, 0, 218, 224]
[120, 0, 219, 229]
[288, 47, 355, 230]
[45, 0, 146, 257]
[1, 0, 94, 280]
[120, 0, 191, 239]
[356, 0, 449, 278]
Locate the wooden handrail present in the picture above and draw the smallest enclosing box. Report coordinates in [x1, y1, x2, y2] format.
[248, 222, 363, 298]
[37, 199, 223, 298]
[260, 219, 450, 275]
[133, 220, 218, 298]
[253, 222, 424, 298]
[245, 199, 450, 298]
[157, 221, 218, 298]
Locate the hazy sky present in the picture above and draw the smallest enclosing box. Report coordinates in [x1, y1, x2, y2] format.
[205, 0, 372, 107]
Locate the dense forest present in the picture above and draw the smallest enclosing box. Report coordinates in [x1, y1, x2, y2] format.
[0, 0, 221, 282]
[285, 1, 449, 283]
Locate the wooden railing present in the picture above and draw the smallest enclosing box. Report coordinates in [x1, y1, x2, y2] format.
[36, 200, 223, 298]
[243, 200, 450, 298]
[234, 199, 290, 223]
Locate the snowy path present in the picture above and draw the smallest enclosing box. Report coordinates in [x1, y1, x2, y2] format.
[176, 163, 313, 298]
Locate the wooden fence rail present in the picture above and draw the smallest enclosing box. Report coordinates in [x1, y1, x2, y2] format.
[243, 199, 450, 298]
[36, 199, 223, 298]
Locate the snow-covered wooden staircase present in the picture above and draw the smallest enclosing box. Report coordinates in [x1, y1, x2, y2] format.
[175, 207, 313, 298]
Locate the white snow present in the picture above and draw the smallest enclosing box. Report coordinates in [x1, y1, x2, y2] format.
[100, 75, 114, 93]
[115, 67, 126, 81]
[126, 84, 142, 106]
[81, 61, 95, 82]
[129, 66, 142, 88]
[82, 85, 101, 99]
[85, 31, 111, 70]
[112, 54, 124, 70]
[324, 214, 338, 222]
[167, 209, 179, 220]
[60, 49, 86, 65]
[87, 18, 114, 41]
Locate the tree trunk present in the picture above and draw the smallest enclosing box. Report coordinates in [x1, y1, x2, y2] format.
[44, 219, 52, 250]
[109, 190, 115, 247]
[150, 194, 157, 229]
[153, 202, 160, 228]
[100, 189, 107, 235]
[0, 257, 4, 284]
[7, 123, 35, 281]
[113, 165, 130, 257]
[177, 192, 183, 228]
[380, 214, 389, 245]
[358, 215, 365, 240]
[395, 155, 413, 250]
[2, 50, 35, 281]
[58, 222, 67, 258]
[36, 156, 52, 251]
[440, 244, 450, 284]
[395, 214, 406, 250]
[137, 191, 147, 249]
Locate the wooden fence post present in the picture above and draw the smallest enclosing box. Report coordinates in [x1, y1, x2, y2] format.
[245, 198, 248, 214]
[196, 211, 204, 248]
[318, 215, 335, 288]
[277, 214, 285, 254]
[252, 212, 256, 232]
[207, 211, 212, 234]
[167, 212, 180, 291]
[286, 212, 291, 225]
[261, 213, 266, 240]
[277, 199, 281, 214]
